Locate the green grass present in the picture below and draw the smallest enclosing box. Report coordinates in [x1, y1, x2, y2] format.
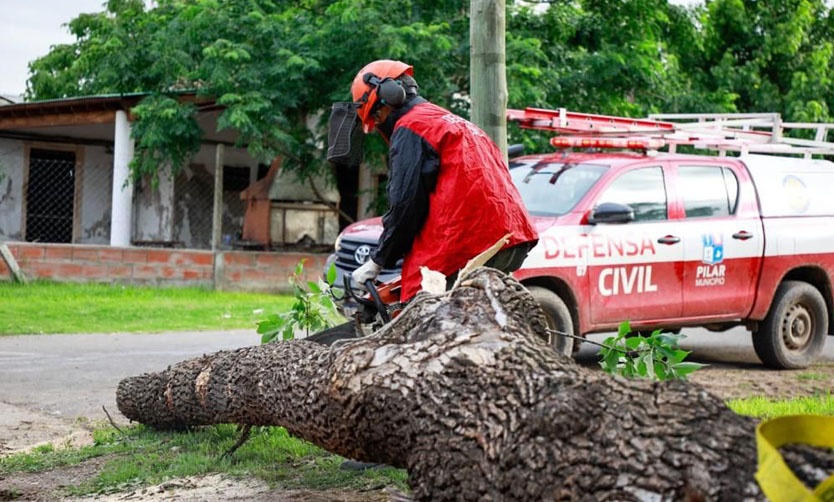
[0, 281, 293, 334]
[0, 424, 408, 498]
[796, 371, 830, 381]
[727, 392, 834, 419]
[0, 279, 407, 498]
[4, 394, 832, 499]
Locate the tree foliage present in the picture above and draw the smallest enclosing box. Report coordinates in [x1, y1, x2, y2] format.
[26, 0, 834, 186]
[27, 0, 465, 183]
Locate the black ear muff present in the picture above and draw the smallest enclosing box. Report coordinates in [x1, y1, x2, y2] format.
[377, 78, 406, 107]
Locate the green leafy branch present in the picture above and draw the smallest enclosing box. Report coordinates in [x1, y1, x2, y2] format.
[597, 321, 706, 381]
[257, 261, 345, 344]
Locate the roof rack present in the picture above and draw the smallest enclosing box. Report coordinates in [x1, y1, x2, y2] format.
[507, 107, 834, 158]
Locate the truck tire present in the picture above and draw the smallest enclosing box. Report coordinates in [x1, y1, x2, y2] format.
[528, 286, 575, 357]
[754, 281, 828, 369]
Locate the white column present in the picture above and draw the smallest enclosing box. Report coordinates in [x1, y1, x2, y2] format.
[110, 109, 135, 247]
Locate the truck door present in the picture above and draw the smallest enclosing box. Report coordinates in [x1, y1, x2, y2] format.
[587, 165, 683, 325]
[674, 163, 764, 318]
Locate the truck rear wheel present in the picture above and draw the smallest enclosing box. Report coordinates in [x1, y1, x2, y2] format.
[528, 286, 575, 357]
[754, 281, 828, 369]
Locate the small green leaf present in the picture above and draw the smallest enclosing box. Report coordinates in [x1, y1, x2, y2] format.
[258, 259, 347, 345]
[671, 362, 707, 379]
[326, 262, 337, 285]
[625, 336, 643, 350]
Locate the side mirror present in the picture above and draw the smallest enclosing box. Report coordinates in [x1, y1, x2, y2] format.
[589, 202, 635, 224]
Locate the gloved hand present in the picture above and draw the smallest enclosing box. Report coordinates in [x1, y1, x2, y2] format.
[352, 259, 382, 287]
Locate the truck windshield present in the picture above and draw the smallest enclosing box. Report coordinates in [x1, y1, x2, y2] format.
[510, 161, 609, 217]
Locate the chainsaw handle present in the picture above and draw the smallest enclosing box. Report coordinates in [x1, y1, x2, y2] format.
[342, 275, 391, 324]
[364, 279, 391, 324]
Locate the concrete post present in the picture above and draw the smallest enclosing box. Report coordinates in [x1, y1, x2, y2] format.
[357, 164, 374, 220]
[110, 109, 135, 247]
[470, 0, 508, 164]
[211, 144, 225, 250]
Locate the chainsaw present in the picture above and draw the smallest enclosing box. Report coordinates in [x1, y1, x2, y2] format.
[305, 276, 405, 346]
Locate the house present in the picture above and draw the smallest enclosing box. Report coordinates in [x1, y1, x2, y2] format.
[0, 93, 336, 291]
[0, 93, 268, 248]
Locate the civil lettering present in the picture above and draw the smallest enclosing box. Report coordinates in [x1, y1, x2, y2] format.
[598, 265, 658, 296]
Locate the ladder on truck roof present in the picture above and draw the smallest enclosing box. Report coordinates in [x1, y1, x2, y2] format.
[506, 107, 834, 158]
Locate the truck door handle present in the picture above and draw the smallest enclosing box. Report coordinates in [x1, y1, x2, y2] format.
[657, 235, 681, 245]
[732, 231, 754, 240]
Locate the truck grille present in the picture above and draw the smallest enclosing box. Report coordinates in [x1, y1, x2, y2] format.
[334, 238, 402, 274]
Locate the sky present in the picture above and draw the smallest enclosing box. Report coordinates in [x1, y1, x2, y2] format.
[0, 0, 702, 98]
[0, 0, 107, 97]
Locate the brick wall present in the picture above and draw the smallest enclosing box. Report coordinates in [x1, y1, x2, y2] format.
[0, 243, 329, 293]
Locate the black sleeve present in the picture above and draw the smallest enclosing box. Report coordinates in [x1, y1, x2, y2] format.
[371, 127, 440, 269]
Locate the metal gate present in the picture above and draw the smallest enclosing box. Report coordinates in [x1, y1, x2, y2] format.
[25, 148, 76, 243]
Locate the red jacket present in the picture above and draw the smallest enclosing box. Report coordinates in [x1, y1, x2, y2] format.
[372, 99, 538, 301]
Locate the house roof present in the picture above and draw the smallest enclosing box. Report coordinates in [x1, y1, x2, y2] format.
[0, 94, 21, 106]
[0, 92, 235, 146]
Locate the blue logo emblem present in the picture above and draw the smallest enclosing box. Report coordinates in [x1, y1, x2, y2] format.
[701, 234, 724, 265]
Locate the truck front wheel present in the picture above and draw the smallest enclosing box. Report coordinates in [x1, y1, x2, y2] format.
[528, 286, 575, 357]
[754, 281, 828, 369]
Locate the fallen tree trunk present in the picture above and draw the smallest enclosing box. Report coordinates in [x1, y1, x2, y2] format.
[117, 269, 823, 501]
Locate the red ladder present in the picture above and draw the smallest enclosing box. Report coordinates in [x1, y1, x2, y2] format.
[507, 107, 834, 158]
[506, 107, 676, 135]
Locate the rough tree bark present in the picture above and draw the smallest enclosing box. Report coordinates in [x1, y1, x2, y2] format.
[117, 269, 826, 501]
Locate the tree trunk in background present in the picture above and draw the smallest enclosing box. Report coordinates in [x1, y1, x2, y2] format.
[470, 0, 508, 164]
[116, 268, 789, 500]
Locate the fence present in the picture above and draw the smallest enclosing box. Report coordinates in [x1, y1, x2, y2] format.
[15, 149, 250, 249]
[12, 148, 340, 252]
[0, 142, 340, 292]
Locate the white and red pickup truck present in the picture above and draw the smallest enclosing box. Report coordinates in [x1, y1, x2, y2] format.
[326, 109, 834, 369]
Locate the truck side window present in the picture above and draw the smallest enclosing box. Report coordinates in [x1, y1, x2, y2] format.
[597, 166, 667, 221]
[678, 166, 739, 218]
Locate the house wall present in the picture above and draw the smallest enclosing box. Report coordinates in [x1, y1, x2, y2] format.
[0, 242, 328, 293]
[165, 144, 258, 249]
[133, 165, 175, 244]
[0, 138, 24, 240]
[80, 145, 114, 244]
[0, 140, 113, 244]
[0, 140, 263, 249]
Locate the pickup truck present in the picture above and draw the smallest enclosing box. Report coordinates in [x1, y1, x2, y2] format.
[326, 112, 834, 370]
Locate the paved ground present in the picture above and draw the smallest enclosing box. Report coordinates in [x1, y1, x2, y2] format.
[0, 330, 262, 423]
[579, 327, 834, 366]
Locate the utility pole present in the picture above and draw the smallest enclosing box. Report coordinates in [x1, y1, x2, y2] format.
[470, 0, 508, 163]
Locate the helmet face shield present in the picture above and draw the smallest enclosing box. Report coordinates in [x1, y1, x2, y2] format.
[326, 101, 365, 166]
[355, 87, 380, 133]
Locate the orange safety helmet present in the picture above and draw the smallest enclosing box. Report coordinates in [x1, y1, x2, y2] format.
[351, 60, 413, 133]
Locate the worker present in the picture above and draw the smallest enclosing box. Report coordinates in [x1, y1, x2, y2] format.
[335, 59, 539, 300]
